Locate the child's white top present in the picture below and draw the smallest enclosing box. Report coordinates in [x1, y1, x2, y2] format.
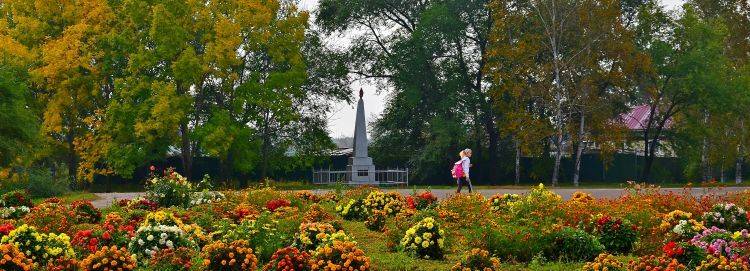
[461, 157, 470, 178]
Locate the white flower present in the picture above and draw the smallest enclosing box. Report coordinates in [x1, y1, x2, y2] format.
[147, 235, 154, 241]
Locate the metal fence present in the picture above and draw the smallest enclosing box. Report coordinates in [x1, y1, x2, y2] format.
[312, 169, 409, 185]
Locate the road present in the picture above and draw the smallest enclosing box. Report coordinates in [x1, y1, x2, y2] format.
[91, 187, 749, 209]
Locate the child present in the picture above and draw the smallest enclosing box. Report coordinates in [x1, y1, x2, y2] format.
[455, 149, 473, 193]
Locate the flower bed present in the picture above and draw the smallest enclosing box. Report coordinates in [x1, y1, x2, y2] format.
[1, 182, 750, 270]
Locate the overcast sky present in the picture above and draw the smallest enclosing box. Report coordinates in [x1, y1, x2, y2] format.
[298, 0, 687, 138]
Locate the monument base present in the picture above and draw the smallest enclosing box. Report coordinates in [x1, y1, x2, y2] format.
[347, 157, 376, 184]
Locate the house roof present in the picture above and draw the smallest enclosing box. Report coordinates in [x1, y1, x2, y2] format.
[619, 105, 673, 131]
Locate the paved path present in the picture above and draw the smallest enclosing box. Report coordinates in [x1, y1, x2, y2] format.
[92, 187, 749, 209]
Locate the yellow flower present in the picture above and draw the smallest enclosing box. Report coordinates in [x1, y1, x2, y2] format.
[421, 241, 430, 248]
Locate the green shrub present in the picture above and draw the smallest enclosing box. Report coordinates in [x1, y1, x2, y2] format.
[212, 212, 291, 262]
[591, 215, 637, 254]
[26, 167, 70, 198]
[474, 224, 549, 263]
[545, 227, 604, 262]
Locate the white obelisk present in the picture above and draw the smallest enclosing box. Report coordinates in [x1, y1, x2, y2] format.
[347, 89, 376, 183]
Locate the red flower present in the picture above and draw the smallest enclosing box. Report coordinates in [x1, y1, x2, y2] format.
[149, 165, 156, 171]
[265, 199, 291, 212]
[0, 223, 15, 236]
[663, 241, 684, 257]
[406, 196, 416, 209]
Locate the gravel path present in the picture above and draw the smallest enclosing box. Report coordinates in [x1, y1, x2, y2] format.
[92, 187, 749, 209]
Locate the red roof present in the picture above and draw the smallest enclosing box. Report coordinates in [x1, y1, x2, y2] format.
[619, 105, 673, 130]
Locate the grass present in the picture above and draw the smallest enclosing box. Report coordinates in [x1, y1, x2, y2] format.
[341, 219, 457, 270]
[339, 217, 633, 270]
[31, 191, 99, 205]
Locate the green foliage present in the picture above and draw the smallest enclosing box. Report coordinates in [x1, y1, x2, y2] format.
[473, 224, 549, 262]
[545, 227, 604, 262]
[213, 212, 292, 262]
[0, 67, 37, 168]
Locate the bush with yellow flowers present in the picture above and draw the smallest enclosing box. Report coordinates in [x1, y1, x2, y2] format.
[293, 223, 349, 251]
[42, 232, 77, 264]
[262, 246, 311, 271]
[79, 246, 137, 271]
[487, 193, 521, 212]
[141, 210, 186, 228]
[0, 243, 33, 270]
[695, 255, 749, 271]
[363, 191, 403, 212]
[627, 255, 687, 271]
[335, 199, 369, 221]
[400, 217, 445, 259]
[1, 224, 75, 264]
[581, 253, 626, 271]
[309, 241, 370, 271]
[201, 240, 258, 271]
[660, 210, 694, 232]
[382, 199, 405, 216]
[507, 183, 562, 218]
[450, 248, 501, 271]
[570, 191, 595, 203]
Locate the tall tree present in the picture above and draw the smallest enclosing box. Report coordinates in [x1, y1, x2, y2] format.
[317, 0, 503, 182]
[487, 0, 638, 185]
[633, 3, 732, 181]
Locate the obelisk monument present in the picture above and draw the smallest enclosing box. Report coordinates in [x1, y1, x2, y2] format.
[347, 89, 376, 183]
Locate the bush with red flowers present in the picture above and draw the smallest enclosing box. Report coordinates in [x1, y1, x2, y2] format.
[663, 241, 706, 268]
[126, 198, 159, 211]
[45, 257, 79, 271]
[627, 254, 687, 271]
[0, 190, 32, 207]
[148, 247, 196, 271]
[591, 214, 637, 254]
[22, 202, 73, 233]
[266, 199, 292, 212]
[100, 213, 137, 246]
[72, 229, 101, 254]
[0, 223, 14, 236]
[263, 246, 311, 271]
[406, 191, 437, 210]
[71, 200, 102, 224]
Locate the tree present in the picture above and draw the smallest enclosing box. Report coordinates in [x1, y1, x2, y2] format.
[487, 0, 639, 185]
[633, 3, 732, 181]
[317, 0, 503, 182]
[0, 67, 37, 168]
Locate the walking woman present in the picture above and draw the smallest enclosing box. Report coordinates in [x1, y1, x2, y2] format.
[452, 149, 473, 193]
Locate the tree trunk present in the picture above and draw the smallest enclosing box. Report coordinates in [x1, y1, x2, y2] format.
[260, 109, 271, 180]
[483, 112, 499, 182]
[552, 129, 564, 186]
[643, 136, 659, 182]
[701, 136, 711, 181]
[66, 130, 78, 184]
[720, 158, 725, 183]
[738, 143, 744, 184]
[573, 114, 585, 187]
[179, 121, 192, 180]
[515, 139, 520, 185]
[737, 155, 744, 184]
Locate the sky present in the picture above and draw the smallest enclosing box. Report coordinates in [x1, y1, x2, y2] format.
[298, 0, 687, 138]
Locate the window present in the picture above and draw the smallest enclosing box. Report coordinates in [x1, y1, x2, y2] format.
[357, 170, 368, 177]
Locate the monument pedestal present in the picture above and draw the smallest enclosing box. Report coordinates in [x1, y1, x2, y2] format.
[347, 157, 376, 184]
